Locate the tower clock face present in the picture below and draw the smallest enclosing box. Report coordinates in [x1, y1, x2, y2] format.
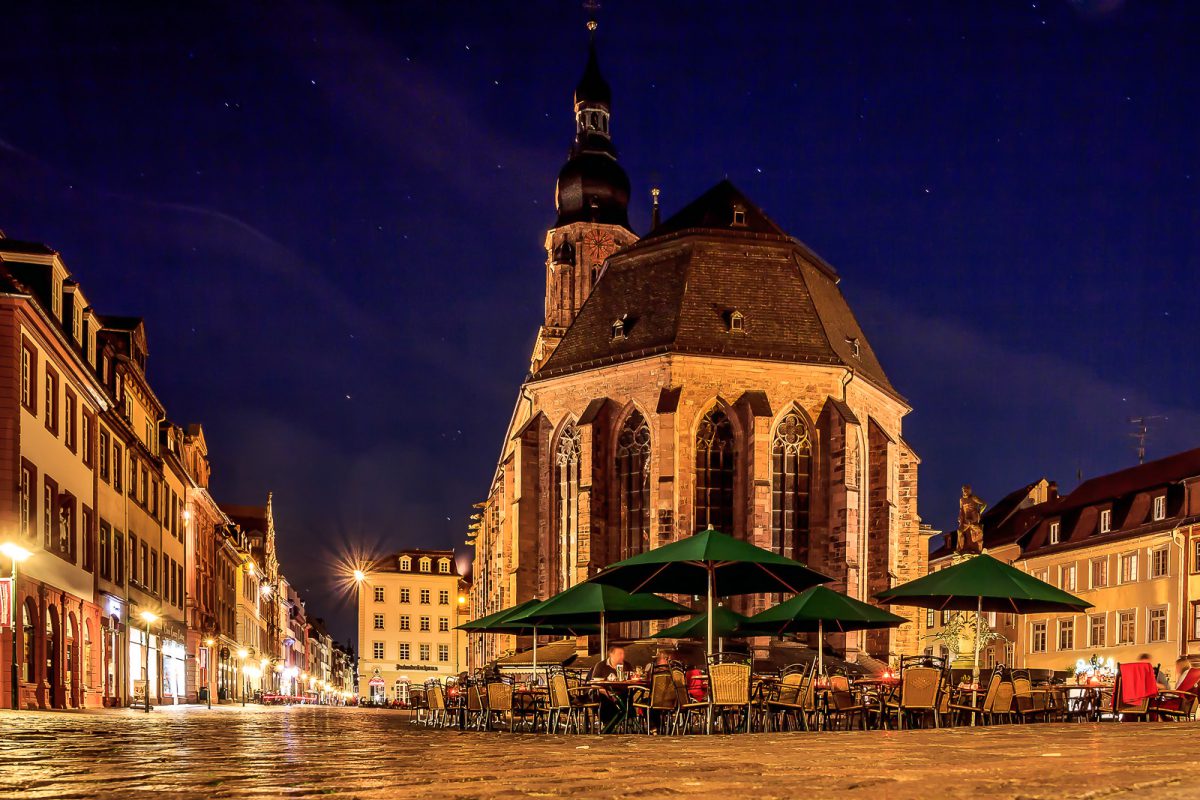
[583, 229, 615, 260]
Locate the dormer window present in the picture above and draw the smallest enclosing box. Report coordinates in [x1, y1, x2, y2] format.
[1099, 508, 1112, 534]
[399, 556, 411, 571]
[846, 337, 861, 358]
[419, 557, 431, 573]
[1048, 521, 1060, 545]
[725, 310, 745, 333]
[1153, 495, 1166, 521]
[611, 315, 628, 340]
[732, 206, 747, 227]
[438, 558, 451, 574]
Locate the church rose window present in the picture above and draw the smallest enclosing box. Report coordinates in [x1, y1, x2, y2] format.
[771, 410, 812, 560]
[695, 408, 735, 534]
[554, 425, 581, 593]
[616, 411, 651, 559]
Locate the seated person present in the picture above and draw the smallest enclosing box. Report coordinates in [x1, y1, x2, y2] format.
[590, 645, 629, 724]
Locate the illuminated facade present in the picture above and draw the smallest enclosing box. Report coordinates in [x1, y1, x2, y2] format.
[469, 33, 923, 666]
[357, 549, 466, 702]
[930, 449, 1200, 684]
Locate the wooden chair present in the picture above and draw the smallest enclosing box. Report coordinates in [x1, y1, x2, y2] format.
[486, 679, 515, 732]
[1011, 670, 1050, 723]
[765, 663, 810, 732]
[631, 665, 679, 734]
[882, 665, 942, 729]
[706, 653, 752, 734]
[1109, 663, 1156, 722]
[949, 668, 1002, 726]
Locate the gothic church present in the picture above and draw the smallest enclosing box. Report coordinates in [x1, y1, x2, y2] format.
[469, 31, 924, 664]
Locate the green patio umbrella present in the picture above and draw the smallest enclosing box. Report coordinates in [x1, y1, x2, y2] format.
[457, 599, 596, 673]
[737, 586, 908, 675]
[589, 527, 832, 658]
[652, 606, 748, 652]
[875, 553, 1091, 689]
[506, 582, 692, 659]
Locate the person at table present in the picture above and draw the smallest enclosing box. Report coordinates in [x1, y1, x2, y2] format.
[591, 645, 629, 681]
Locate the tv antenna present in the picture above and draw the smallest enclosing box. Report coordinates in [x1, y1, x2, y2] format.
[1128, 415, 1166, 465]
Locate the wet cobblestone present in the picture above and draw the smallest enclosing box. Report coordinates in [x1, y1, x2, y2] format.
[0, 706, 1197, 799]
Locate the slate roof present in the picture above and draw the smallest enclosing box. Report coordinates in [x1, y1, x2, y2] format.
[0, 238, 57, 256]
[535, 180, 896, 397]
[1051, 446, 1200, 513]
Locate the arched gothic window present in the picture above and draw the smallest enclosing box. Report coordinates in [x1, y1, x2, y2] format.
[615, 411, 651, 559]
[554, 425, 581, 592]
[695, 408, 736, 534]
[771, 410, 812, 561]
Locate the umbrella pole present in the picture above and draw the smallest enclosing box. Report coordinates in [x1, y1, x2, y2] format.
[818, 619, 824, 677]
[532, 625, 538, 681]
[600, 611, 606, 658]
[707, 565, 715, 735]
[972, 595, 983, 727]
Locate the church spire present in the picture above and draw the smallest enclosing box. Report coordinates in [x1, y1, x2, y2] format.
[554, 20, 630, 229]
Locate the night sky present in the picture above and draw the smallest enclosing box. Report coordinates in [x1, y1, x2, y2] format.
[2, 1, 1197, 646]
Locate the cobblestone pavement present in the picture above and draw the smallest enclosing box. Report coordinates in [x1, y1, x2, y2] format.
[1, 706, 1198, 799]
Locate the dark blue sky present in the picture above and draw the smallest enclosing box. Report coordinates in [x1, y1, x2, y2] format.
[2, 1, 1197, 644]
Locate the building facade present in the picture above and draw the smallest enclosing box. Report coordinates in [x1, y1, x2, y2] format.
[929, 449, 1200, 685]
[468, 33, 923, 666]
[357, 549, 466, 702]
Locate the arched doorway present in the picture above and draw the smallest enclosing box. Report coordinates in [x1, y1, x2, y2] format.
[66, 613, 78, 708]
[21, 600, 37, 708]
[45, 605, 60, 709]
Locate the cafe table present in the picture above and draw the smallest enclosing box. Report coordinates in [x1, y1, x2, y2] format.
[587, 678, 649, 734]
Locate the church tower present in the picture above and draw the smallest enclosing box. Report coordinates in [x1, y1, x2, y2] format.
[532, 23, 638, 372]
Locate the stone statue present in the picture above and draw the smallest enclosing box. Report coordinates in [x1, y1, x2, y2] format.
[956, 484, 987, 554]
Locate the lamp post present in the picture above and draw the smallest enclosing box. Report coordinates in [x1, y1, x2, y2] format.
[352, 569, 366, 700]
[2, 542, 33, 711]
[236, 648, 248, 707]
[204, 638, 215, 710]
[138, 611, 158, 713]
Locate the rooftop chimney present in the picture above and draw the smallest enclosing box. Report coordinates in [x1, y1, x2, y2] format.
[650, 187, 661, 229]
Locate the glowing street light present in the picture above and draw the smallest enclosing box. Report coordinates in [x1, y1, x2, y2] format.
[3, 542, 33, 711]
[203, 638, 216, 709]
[352, 569, 366, 583]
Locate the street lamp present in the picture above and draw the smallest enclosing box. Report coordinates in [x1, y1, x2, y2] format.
[138, 611, 159, 713]
[204, 638, 215, 710]
[237, 648, 249, 707]
[2, 542, 33, 711]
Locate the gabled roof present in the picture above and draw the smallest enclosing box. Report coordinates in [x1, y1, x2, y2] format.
[1052, 447, 1200, 513]
[535, 180, 896, 396]
[0, 238, 57, 256]
[221, 504, 267, 534]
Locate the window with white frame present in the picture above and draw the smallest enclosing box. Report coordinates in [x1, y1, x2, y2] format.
[1049, 521, 1061, 544]
[438, 617, 449, 633]
[438, 590, 449, 605]
[399, 615, 410, 631]
[1089, 614, 1106, 647]
[1117, 610, 1136, 645]
[372, 613, 384, 630]
[400, 588, 410, 604]
[399, 556, 411, 571]
[1099, 509, 1112, 533]
[419, 616, 430, 632]
[419, 644, 431, 661]
[1153, 495, 1166, 521]
[439, 559, 451, 574]
[373, 586, 384, 603]
[1031, 621, 1047, 653]
[398, 643, 410, 660]
[1150, 547, 1168, 579]
[1057, 618, 1075, 650]
[419, 557, 431, 573]
[1035, 568, 1049, 584]
[1090, 557, 1109, 589]
[372, 641, 384, 660]
[1005, 642, 1015, 665]
[1060, 563, 1077, 592]
[1148, 607, 1168, 642]
[1119, 552, 1138, 584]
[438, 644, 449, 662]
[926, 609, 935, 628]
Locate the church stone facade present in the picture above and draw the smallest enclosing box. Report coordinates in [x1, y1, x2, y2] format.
[469, 34, 923, 665]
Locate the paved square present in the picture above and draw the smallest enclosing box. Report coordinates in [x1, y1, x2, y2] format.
[1, 706, 1197, 799]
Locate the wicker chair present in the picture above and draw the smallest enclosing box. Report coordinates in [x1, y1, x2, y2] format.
[949, 668, 1002, 725]
[705, 653, 753, 734]
[765, 663, 808, 731]
[1011, 670, 1049, 723]
[825, 682, 868, 730]
[631, 665, 680, 734]
[486, 679, 515, 732]
[545, 667, 579, 733]
[882, 665, 942, 729]
[465, 679, 485, 730]
[425, 680, 447, 728]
